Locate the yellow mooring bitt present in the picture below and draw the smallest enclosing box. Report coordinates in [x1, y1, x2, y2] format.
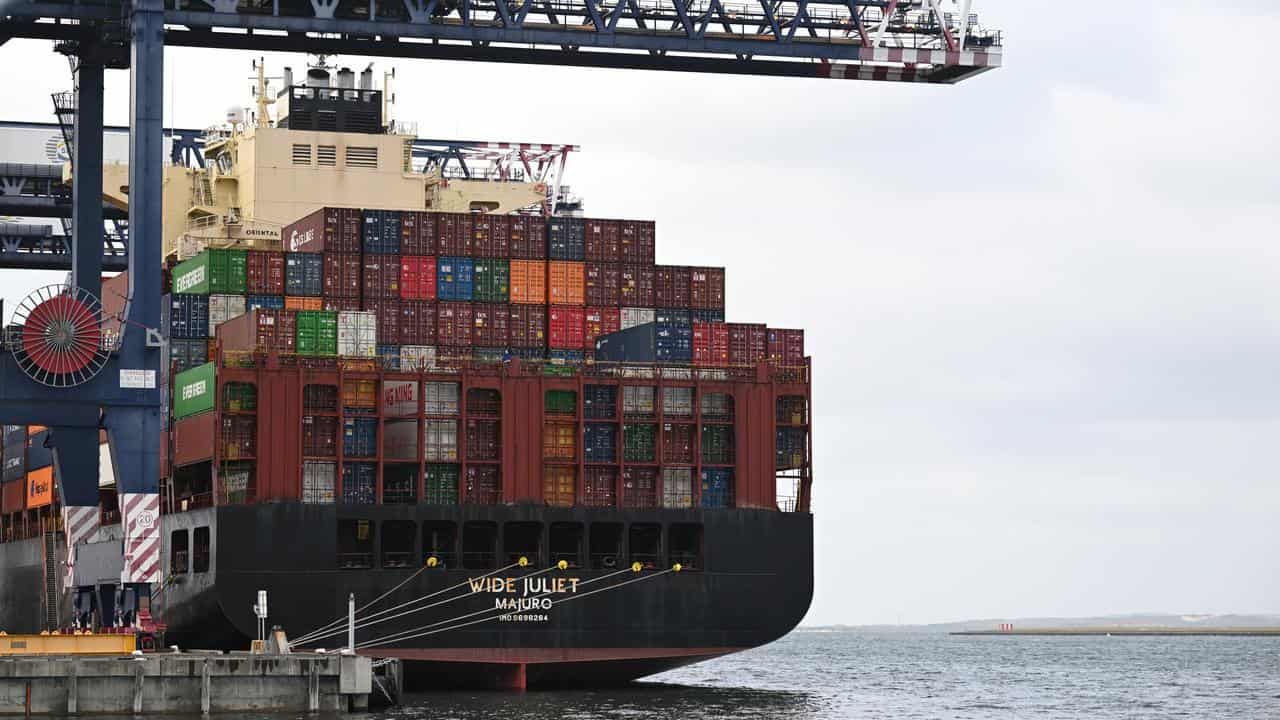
[0, 631, 137, 655]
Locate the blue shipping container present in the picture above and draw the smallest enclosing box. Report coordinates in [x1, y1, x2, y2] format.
[166, 294, 210, 339]
[343, 418, 378, 458]
[656, 311, 693, 363]
[473, 347, 510, 364]
[26, 430, 52, 471]
[700, 468, 734, 508]
[584, 423, 617, 463]
[342, 462, 377, 504]
[594, 323, 657, 363]
[548, 217, 585, 261]
[246, 295, 285, 312]
[510, 347, 545, 361]
[437, 257, 475, 301]
[285, 253, 324, 297]
[584, 385, 617, 419]
[362, 210, 402, 255]
[690, 309, 725, 323]
[548, 349, 584, 363]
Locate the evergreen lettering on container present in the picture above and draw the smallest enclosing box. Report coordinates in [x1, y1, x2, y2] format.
[174, 362, 216, 419]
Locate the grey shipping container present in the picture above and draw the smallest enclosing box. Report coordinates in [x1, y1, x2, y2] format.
[285, 252, 324, 296]
[170, 338, 209, 374]
[548, 217, 585, 261]
[165, 294, 210, 339]
[595, 323, 657, 363]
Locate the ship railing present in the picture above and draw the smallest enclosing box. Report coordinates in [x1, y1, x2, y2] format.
[589, 553, 622, 570]
[424, 552, 457, 569]
[461, 552, 498, 569]
[381, 552, 416, 569]
[551, 551, 582, 569]
[381, 488, 418, 505]
[776, 496, 798, 512]
[338, 552, 374, 570]
[630, 553, 663, 570]
[219, 349, 811, 384]
[669, 551, 701, 571]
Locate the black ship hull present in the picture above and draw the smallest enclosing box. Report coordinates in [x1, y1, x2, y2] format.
[2, 504, 812, 688]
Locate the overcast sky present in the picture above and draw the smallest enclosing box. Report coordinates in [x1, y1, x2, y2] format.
[2, 0, 1277, 626]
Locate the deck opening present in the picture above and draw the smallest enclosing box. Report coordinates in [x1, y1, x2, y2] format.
[549, 522, 583, 568]
[669, 523, 703, 571]
[338, 519, 374, 569]
[504, 521, 542, 566]
[589, 522, 623, 570]
[193, 526, 210, 573]
[629, 523, 662, 570]
[170, 529, 189, 575]
[381, 520, 416, 569]
[423, 521, 457, 568]
[462, 521, 498, 569]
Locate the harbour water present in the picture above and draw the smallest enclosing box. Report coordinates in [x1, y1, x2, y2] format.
[87, 629, 1280, 718]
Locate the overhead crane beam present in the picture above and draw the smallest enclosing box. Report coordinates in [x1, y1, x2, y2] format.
[0, 0, 1001, 83]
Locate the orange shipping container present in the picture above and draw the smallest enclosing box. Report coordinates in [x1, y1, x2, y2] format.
[285, 296, 323, 311]
[509, 260, 547, 305]
[549, 261, 585, 306]
[27, 466, 54, 509]
[543, 466, 576, 507]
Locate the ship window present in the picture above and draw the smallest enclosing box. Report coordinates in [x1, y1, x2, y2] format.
[423, 521, 457, 569]
[381, 520, 416, 569]
[669, 524, 702, 572]
[317, 145, 337, 166]
[504, 522, 542, 566]
[629, 524, 662, 570]
[170, 529, 189, 575]
[291, 143, 312, 165]
[193, 526, 210, 573]
[345, 146, 378, 169]
[462, 522, 498, 570]
[589, 522, 623, 570]
[337, 519, 374, 569]
[549, 523, 583, 568]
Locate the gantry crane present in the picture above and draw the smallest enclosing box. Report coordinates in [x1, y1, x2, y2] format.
[0, 0, 1000, 626]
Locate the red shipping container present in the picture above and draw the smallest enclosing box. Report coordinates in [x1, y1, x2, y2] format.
[507, 305, 546, 348]
[690, 267, 726, 310]
[619, 264, 655, 307]
[399, 256, 438, 301]
[662, 422, 696, 463]
[303, 415, 338, 457]
[283, 207, 362, 253]
[655, 266, 692, 309]
[693, 322, 730, 367]
[363, 298, 403, 345]
[767, 328, 805, 366]
[437, 212, 473, 256]
[490, 215, 510, 258]
[363, 255, 401, 299]
[323, 253, 362, 298]
[509, 215, 547, 260]
[401, 211, 436, 256]
[585, 262, 621, 307]
[584, 306, 621, 351]
[437, 302, 475, 347]
[548, 305, 585, 350]
[216, 308, 296, 353]
[323, 297, 360, 313]
[473, 303, 510, 347]
[466, 418, 501, 461]
[620, 220, 656, 264]
[246, 250, 285, 295]
[585, 219, 621, 262]
[415, 300, 437, 345]
[398, 299, 422, 345]
[2, 476, 25, 514]
[173, 411, 216, 466]
[727, 323, 768, 365]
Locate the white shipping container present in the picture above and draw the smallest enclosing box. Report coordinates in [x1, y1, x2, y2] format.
[622, 385, 656, 416]
[423, 419, 458, 461]
[424, 382, 460, 415]
[337, 311, 377, 357]
[208, 294, 247, 338]
[400, 345, 438, 372]
[384, 419, 419, 459]
[621, 307, 656, 330]
[382, 379, 418, 418]
[662, 467, 693, 508]
[662, 386, 694, 417]
[302, 461, 336, 504]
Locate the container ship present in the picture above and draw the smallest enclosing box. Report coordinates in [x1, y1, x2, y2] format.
[0, 60, 813, 689]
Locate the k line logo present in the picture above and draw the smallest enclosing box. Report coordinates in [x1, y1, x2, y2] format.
[182, 379, 207, 400]
[174, 266, 206, 293]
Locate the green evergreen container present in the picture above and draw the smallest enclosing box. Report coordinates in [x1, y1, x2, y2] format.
[472, 259, 510, 303]
[545, 390, 577, 415]
[173, 362, 216, 419]
[296, 310, 339, 356]
[624, 423, 657, 462]
[424, 464, 460, 505]
[171, 249, 248, 295]
[701, 425, 733, 464]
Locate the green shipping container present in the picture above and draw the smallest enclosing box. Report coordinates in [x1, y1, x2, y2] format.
[296, 310, 339, 356]
[423, 464, 460, 505]
[701, 425, 733, 464]
[171, 249, 248, 295]
[545, 390, 577, 415]
[472, 259, 510, 303]
[174, 362, 216, 419]
[624, 423, 657, 462]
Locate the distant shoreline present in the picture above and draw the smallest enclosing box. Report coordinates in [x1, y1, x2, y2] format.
[951, 627, 1280, 637]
